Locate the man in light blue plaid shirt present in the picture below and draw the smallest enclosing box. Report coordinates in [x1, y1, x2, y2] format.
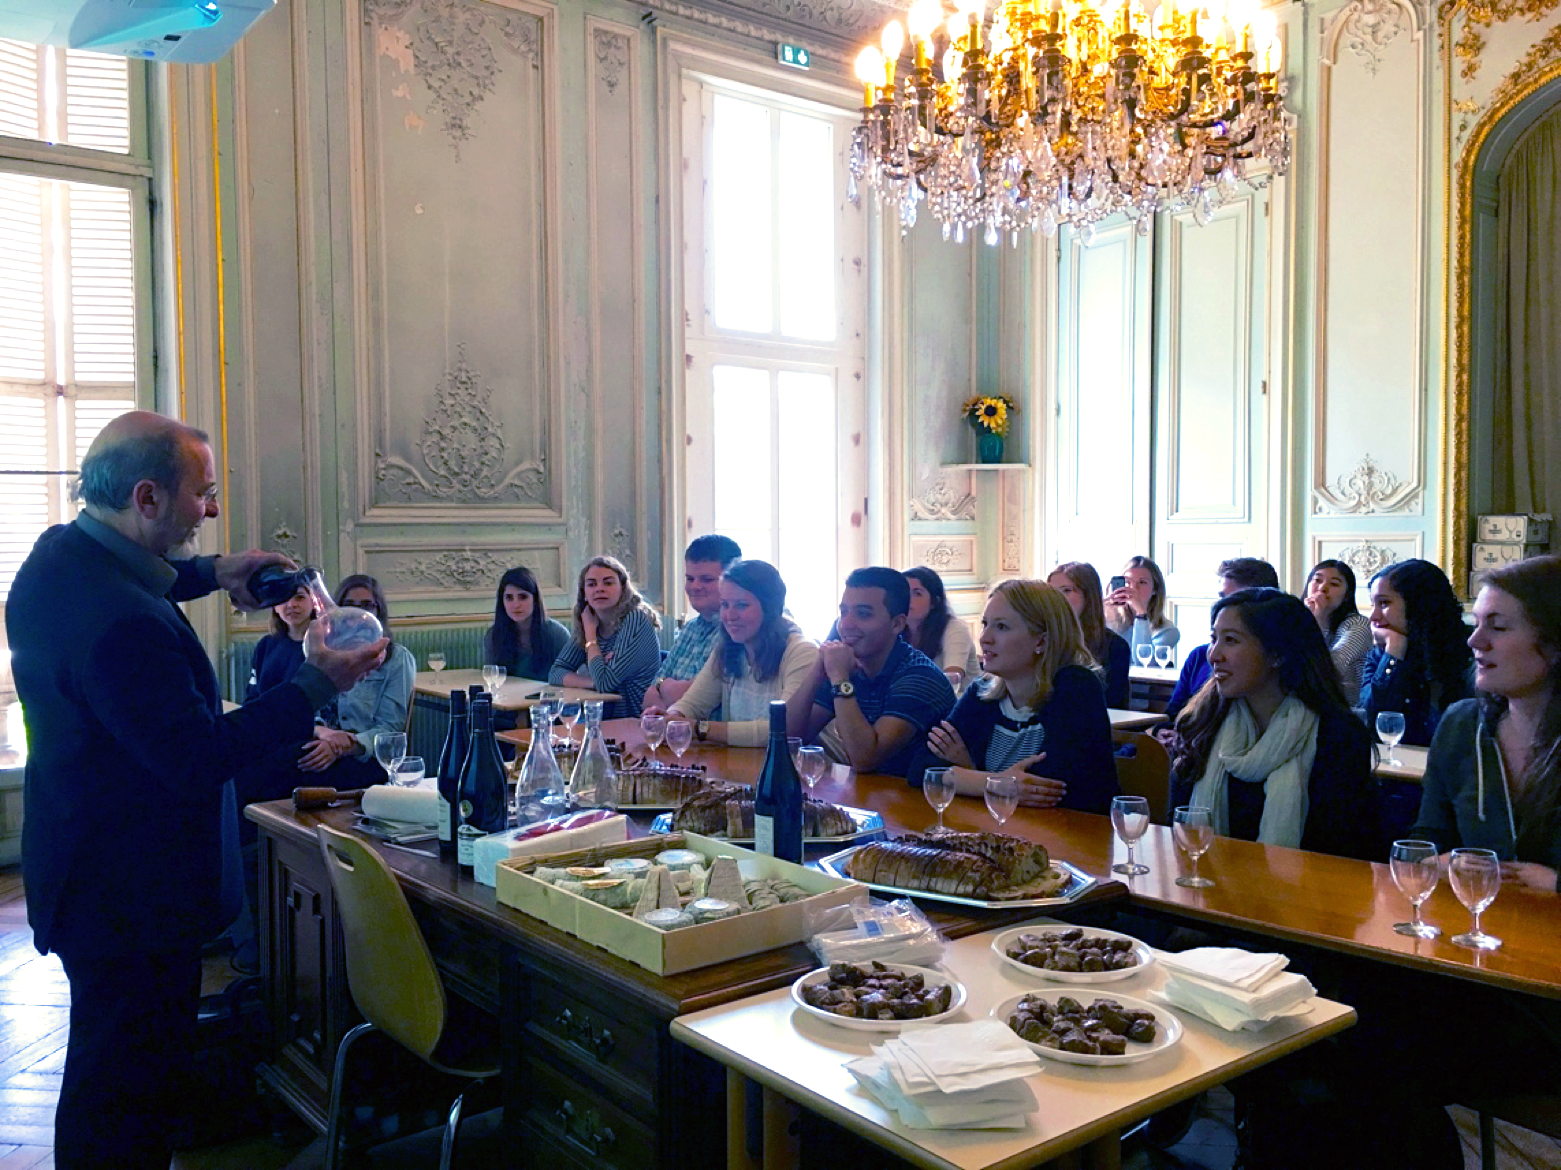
[641, 534, 742, 711]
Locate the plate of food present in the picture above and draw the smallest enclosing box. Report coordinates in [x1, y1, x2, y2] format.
[992, 990, 1182, 1066]
[991, 925, 1155, 984]
[817, 831, 1097, 909]
[791, 961, 967, 1032]
[650, 787, 884, 843]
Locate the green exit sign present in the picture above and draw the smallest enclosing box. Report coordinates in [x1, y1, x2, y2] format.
[776, 43, 811, 69]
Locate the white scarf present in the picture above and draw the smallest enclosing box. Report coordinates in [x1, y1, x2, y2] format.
[1190, 694, 1320, 849]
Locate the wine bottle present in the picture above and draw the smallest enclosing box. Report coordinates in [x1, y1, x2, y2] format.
[753, 701, 803, 863]
[456, 695, 507, 869]
[299, 567, 383, 651]
[435, 689, 469, 859]
[245, 563, 306, 608]
[515, 705, 564, 825]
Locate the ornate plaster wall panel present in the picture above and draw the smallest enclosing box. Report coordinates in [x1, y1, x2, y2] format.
[1313, 0, 1425, 517]
[908, 468, 976, 521]
[587, 17, 646, 577]
[1309, 531, 1423, 586]
[360, 539, 567, 602]
[643, 0, 903, 64]
[909, 536, 976, 576]
[357, 0, 562, 520]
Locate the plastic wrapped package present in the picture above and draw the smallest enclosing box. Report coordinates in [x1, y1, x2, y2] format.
[806, 897, 947, 967]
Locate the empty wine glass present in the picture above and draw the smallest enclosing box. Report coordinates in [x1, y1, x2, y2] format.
[482, 664, 506, 695]
[1172, 805, 1214, 888]
[923, 768, 956, 830]
[1389, 839, 1442, 939]
[1376, 711, 1407, 767]
[1111, 795, 1151, 876]
[1448, 847, 1502, 950]
[392, 755, 425, 788]
[641, 713, 667, 766]
[1154, 644, 1173, 670]
[798, 745, 827, 794]
[427, 650, 446, 677]
[1134, 642, 1154, 669]
[559, 700, 582, 747]
[373, 731, 407, 784]
[788, 736, 803, 772]
[984, 774, 1019, 827]
[665, 719, 693, 762]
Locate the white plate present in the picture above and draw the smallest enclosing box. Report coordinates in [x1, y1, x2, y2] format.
[991, 989, 1183, 1066]
[790, 964, 967, 1033]
[990, 925, 1156, 984]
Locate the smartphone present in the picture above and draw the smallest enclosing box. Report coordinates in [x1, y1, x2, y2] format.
[1108, 575, 1127, 592]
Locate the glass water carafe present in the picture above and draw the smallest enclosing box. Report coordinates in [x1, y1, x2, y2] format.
[567, 701, 618, 811]
[515, 706, 564, 825]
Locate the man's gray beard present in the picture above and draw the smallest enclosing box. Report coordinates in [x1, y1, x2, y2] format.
[167, 535, 201, 561]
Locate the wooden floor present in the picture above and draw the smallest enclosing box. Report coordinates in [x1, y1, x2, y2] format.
[0, 865, 1553, 1169]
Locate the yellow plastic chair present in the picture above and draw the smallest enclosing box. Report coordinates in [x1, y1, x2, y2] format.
[1111, 730, 1172, 824]
[316, 824, 501, 1170]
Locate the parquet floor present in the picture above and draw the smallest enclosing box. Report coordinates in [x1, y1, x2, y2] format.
[0, 866, 1553, 1168]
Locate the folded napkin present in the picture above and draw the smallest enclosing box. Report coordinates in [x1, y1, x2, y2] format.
[880, 1019, 1041, 1095]
[846, 1056, 1034, 1130]
[1158, 969, 1315, 1032]
[1157, 947, 1289, 991]
[361, 785, 439, 826]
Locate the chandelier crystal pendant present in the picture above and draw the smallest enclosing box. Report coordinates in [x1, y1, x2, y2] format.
[849, 0, 1290, 243]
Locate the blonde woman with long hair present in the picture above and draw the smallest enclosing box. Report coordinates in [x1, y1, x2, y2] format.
[549, 555, 662, 718]
[908, 579, 1119, 812]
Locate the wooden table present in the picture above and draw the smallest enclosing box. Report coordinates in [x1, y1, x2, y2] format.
[1108, 709, 1161, 732]
[1127, 665, 1181, 687]
[1373, 743, 1427, 781]
[674, 924, 1355, 1170]
[413, 669, 615, 711]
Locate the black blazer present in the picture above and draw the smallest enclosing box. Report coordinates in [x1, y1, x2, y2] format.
[7, 523, 329, 958]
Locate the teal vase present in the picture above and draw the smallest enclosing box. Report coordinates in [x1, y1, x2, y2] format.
[976, 430, 1006, 464]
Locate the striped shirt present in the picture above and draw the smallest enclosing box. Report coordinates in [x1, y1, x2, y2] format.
[812, 639, 955, 776]
[983, 696, 1049, 772]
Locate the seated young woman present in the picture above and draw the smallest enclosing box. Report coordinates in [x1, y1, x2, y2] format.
[298, 575, 417, 785]
[549, 555, 662, 718]
[643, 559, 818, 746]
[1047, 561, 1129, 708]
[903, 566, 980, 691]
[1302, 558, 1372, 706]
[1102, 555, 1180, 655]
[484, 565, 570, 682]
[1170, 588, 1376, 859]
[907, 579, 1118, 815]
[1360, 558, 1472, 746]
[1412, 555, 1561, 891]
[244, 584, 313, 702]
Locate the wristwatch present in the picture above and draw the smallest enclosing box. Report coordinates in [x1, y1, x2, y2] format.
[696, 719, 711, 742]
[831, 680, 856, 700]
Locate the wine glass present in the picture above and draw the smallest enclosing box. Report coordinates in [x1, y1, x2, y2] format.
[1154, 644, 1173, 670]
[799, 745, 827, 794]
[666, 719, 693, 762]
[1448, 847, 1502, 950]
[1376, 711, 1406, 767]
[559, 700, 582, 748]
[1111, 795, 1151, 876]
[788, 736, 803, 772]
[984, 775, 1019, 828]
[1134, 642, 1154, 669]
[1389, 839, 1442, 939]
[392, 755, 425, 788]
[427, 650, 446, 678]
[641, 713, 667, 766]
[1172, 805, 1214, 888]
[482, 664, 506, 696]
[923, 767, 956, 831]
[373, 731, 407, 785]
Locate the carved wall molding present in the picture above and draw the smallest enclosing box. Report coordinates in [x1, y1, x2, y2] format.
[908, 471, 976, 521]
[361, 539, 568, 600]
[1312, 453, 1423, 514]
[374, 344, 547, 505]
[1001, 466, 1023, 574]
[1443, 0, 1561, 86]
[1336, 540, 1400, 579]
[1334, 0, 1411, 75]
[607, 526, 636, 575]
[593, 27, 628, 94]
[269, 522, 302, 561]
[401, 547, 520, 591]
[1310, 531, 1424, 592]
[365, 0, 539, 159]
[909, 536, 975, 575]
[642, 0, 900, 62]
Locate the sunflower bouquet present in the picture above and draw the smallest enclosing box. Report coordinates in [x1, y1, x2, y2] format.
[962, 394, 1018, 439]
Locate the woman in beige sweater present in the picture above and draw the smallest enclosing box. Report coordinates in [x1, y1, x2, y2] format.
[645, 559, 818, 747]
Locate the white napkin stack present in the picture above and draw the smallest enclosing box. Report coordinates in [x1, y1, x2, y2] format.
[845, 1019, 1039, 1130]
[1156, 947, 1315, 1031]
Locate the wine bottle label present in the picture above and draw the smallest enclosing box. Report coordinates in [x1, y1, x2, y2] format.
[753, 814, 775, 857]
[437, 796, 452, 841]
[457, 824, 480, 866]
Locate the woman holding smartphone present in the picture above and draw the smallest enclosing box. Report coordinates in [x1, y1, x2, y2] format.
[1103, 555, 1180, 661]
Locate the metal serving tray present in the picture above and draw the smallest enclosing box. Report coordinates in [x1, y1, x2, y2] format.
[814, 846, 1098, 910]
[649, 805, 886, 845]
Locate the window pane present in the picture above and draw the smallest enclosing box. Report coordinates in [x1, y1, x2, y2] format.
[66, 181, 136, 382]
[709, 94, 772, 333]
[0, 396, 50, 597]
[777, 370, 836, 638]
[777, 113, 835, 342]
[0, 171, 46, 381]
[0, 40, 41, 141]
[61, 51, 131, 154]
[711, 365, 773, 559]
[72, 396, 134, 469]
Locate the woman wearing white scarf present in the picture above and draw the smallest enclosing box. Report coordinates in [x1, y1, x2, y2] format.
[1172, 588, 1377, 859]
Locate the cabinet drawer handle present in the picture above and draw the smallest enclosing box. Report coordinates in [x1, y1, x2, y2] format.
[556, 1097, 616, 1155]
[554, 1008, 616, 1061]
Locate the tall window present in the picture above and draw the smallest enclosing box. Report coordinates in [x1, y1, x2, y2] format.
[682, 75, 867, 638]
[0, 39, 151, 760]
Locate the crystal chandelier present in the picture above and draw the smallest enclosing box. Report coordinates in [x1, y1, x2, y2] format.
[849, 0, 1290, 244]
